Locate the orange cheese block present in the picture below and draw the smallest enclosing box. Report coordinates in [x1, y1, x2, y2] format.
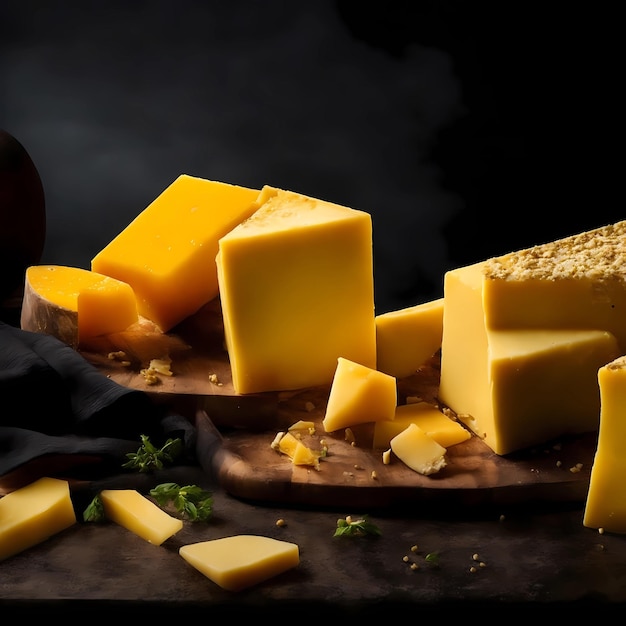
[91, 174, 260, 332]
[20, 264, 138, 348]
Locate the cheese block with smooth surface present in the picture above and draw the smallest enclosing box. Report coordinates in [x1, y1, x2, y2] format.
[322, 357, 397, 433]
[20, 265, 138, 348]
[390, 423, 447, 476]
[99, 489, 183, 545]
[584, 356, 626, 533]
[375, 298, 444, 378]
[179, 535, 300, 591]
[216, 186, 376, 394]
[0, 477, 76, 562]
[91, 175, 260, 332]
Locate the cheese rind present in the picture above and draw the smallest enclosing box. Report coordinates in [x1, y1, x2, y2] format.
[322, 357, 397, 433]
[0, 477, 76, 562]
[91, 175, 260, 332]
[584, 356, 626, 533]
[179, 535, 300, 591]
[99, 489, 183, 545]
[216, 186, 376, 394]
[20, 264, 138, 348]
[375, 298, 444, 378]
[390, 423, 447, 475]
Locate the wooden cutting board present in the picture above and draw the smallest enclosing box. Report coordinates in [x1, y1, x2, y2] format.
[80, 299, 596, 509]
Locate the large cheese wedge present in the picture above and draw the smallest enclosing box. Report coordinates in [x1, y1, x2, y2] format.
[584, 356, 626, 533]
[0, 477, 76, 562]
[375, 298, 443, 378]
[179, 535, 300, 591]
[390, 423, 447, 476]
[373, 401, 470, 450]
[99, 489, 183, 545]
[91, 174, 260, 332]
[322, 357, 397, 433]
[216, 186, 376, 394]
[439, 259, 621, 454]
[20, 265, 138, 348]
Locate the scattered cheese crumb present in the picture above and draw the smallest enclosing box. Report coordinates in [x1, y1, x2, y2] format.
[276, 518, 286, 527]
[382, 449, 391, 465]
[208, 373, 223, 386]
[371, 470, 378, 480]
[344, 428, 355, 444]
[410, 563, 419, 571]
[411, 545, 418, 553]
[270, 431, 285, 451]
[570, 462, 583, 473]
[402, 555, 409, 563]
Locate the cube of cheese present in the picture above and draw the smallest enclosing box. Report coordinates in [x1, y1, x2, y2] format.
[375, 298, 443, 378]
[584, 356, 626, 533]
[216, 186, 376, 394]
[91, 175, 260, 332]
[322, 357, 397, 433]
[373, 401, 471, 449]
[179, 535, 300, 591]
[390, 423, 447, 475]
[0, 477, 76, 562]
[20, 265, 138, 348]
[99, 489, 183, 545]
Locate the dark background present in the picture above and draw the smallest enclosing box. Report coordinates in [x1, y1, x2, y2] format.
[1, 1, 619, 314]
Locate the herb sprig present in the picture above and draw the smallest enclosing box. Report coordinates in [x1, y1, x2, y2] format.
[149, 482, 213, 522]
[334, 515, 381, 537]
[122, 434, 183, 473]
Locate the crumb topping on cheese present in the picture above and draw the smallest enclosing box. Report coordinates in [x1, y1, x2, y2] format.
[605, 355, 626, 370]
[484, 221, 626, 282]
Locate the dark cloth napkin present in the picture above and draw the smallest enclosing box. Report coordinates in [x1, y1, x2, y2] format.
[0, 321, 196, 479]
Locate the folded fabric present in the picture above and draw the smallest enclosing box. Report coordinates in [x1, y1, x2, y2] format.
[0, 321, 196, 480]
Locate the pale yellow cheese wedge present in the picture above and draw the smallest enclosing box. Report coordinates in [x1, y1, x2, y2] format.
[99, 489, 183, 545]
[216, 185, 376, 394]
[92, 174, 260, 332]
[20, 264, 138, 348]
[584, 356, 626, 533]
[322, 357, 397, 433]
[0, 477, 76, 562]
[375, 298, 443, 378]
[373, 401, 471, 449]
[390, 423, 447, 475]
[276, 431, 321, 468]
[179, 535, 300, 592]
[440, 258, 622, 455]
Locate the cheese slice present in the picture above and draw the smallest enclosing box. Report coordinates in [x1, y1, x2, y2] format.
[99, 489, 183, 545]
[277, 431, 321, 468]
[373, 401, 470, 449]
[20, 264, 138, 348]
[375, 298, 444, 378]
[322, 357, 397, 433]
[91, 174, 260, 332]
[179, 535, 300, 591]
[216, 186, 376, 394]
[390, 423, 447, 475]
[584, 356, 626, 533]
[0, 477, 76, 562]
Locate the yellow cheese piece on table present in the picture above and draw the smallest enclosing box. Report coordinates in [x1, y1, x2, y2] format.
[216, 186, 376, 394]
[277, 432, 320, 467]
[179, 535, 300, 592]
[373, 401, 471, 449]
[584, 356, 626, 533]
[99, 489, 183, 545]
[375, 298, 444, 378]
[0, 477, 76, 562]
[322, 357, 397, 433]
[20, 264, 138, 348]
[390, 423, 447, 475]
[91, 174, 260, 332]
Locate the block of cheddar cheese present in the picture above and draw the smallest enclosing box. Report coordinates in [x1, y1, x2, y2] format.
[216, 186, 377, 394]
[179, 535, 300, 591]
[0, 477, 76, 562]
[375, 298, 443, 378]
[584, 355, 626, 533]
[91, 174, 260, 332]
[20, 264, 138, 348]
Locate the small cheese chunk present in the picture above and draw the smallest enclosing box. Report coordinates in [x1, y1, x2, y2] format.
[91, 175, 260, 332]
[390, 423, 447, 476]
[584, 356, 626, 533]
[0, 477, 76, 562]
[375, 298, 444, 378]
[99, 489, 183, 545]
[216, 186, 376, 394]
[277, 432, 320, 468]
[20, 264, 138, 348]
[322, 357, 397, 433]
[179, 535, 300, 591]
[373, 401, 471, 449]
